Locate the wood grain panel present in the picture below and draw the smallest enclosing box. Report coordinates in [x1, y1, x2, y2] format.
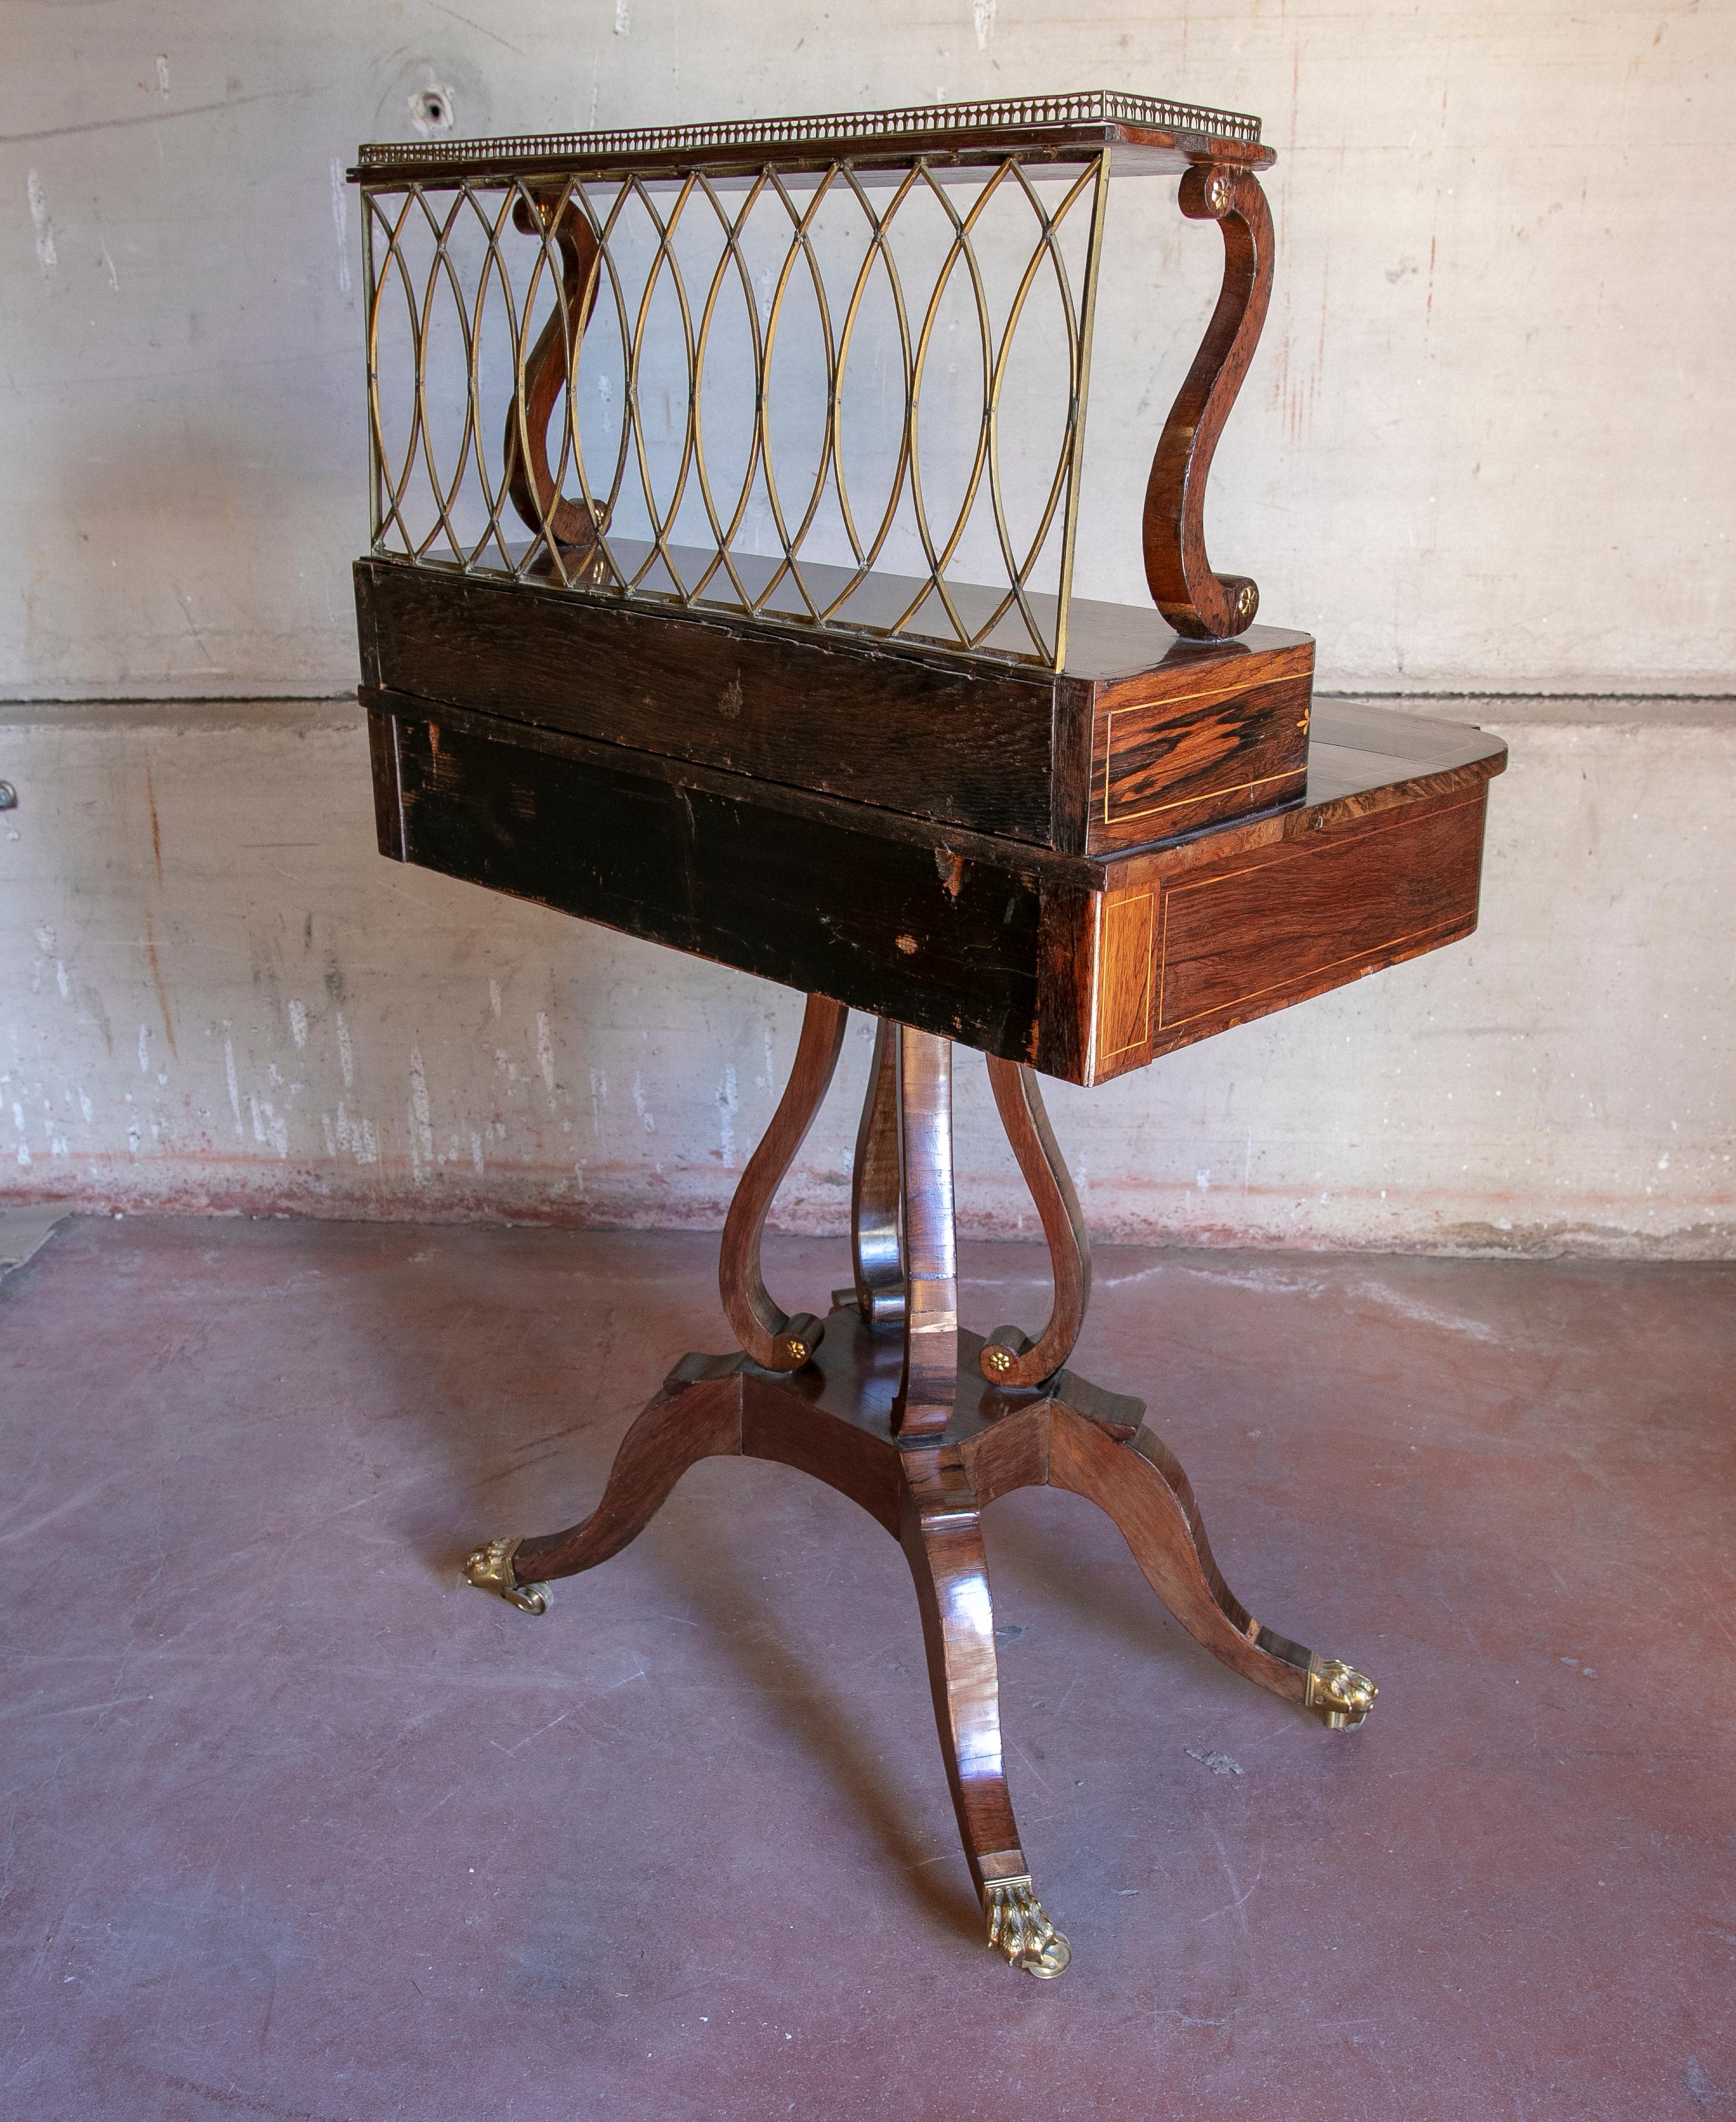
[1105, 676, 1307, 806]
[376, 698, 1054, 1068]
[358, 560, 1319, 859]
[358, 558, 1060, 847]
[1086, 643, 1312, 853]
[367, 687, 1503, 1088]
[1156, 793, 1487, 1035]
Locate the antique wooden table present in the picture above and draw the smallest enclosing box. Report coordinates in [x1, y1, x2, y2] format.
[350, 93, 1505, 1977]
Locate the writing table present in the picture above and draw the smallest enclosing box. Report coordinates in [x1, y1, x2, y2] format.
[350, 93, 1504, 1976]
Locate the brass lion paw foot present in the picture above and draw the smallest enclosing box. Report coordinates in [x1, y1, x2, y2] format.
[463, 1535, 550, 1616]
[983, 1875, 1071, 1978]
[1305, 1656, 1377, 1730]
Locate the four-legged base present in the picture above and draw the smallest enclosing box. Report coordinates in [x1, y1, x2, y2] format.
[464, 1294, 1375, 1976]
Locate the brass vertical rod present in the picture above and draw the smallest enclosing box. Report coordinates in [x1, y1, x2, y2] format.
[985, 157, 1101, 660]
[570, 176, 649, 595]
[753, 165, 844, 624]
[826, 163, 922, 606]
[686, 170, 772, 609]
[1051, 147, 1113, 673]
[409, 187, 479, 569]
[367, 189, 429, 557]
[465, 181, 529, 578]
[764, 165, 846, 595]
[361, 187, 381, 549]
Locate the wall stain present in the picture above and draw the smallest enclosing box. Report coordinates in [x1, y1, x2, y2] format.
[144, 910, 179, 1061]
[145, 758, 164, 887]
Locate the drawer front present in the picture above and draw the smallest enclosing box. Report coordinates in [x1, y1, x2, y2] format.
[1087, 649, 1313, 854]
[1087, 789, 1488, 1080]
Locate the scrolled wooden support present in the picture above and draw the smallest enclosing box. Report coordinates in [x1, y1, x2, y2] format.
[979, 1058, 1091, 1388]
[1141, 163, 1274, 642]
[719, 994, 849, 1370]
[850, 1018, 906, 1327]
[504, 189, 605, 550]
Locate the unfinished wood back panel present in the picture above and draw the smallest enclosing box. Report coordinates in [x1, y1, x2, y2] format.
[370, 697, 1062, 1068]
[358, 558, 1062, 847]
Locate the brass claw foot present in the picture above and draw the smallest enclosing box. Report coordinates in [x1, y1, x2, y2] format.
[1305, 1656, 1377, 1730]
[463, 1535, 550, 1616]
[983, 1876, 1071, 1979]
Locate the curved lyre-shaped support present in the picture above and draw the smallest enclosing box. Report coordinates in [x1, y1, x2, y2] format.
[1141, 164, 1274, 642]
[719, 994, 849, 1370]
[979, 1058, 1090, 1388]
[504, 189, 605, 551]
[851, 1018, 906, 1327]
[891, 1028, 959, 1441]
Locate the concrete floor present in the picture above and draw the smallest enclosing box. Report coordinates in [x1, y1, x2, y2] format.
[2, 1217, 1732, 2121]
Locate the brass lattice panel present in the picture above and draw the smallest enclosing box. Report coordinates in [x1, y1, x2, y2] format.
[354, 93, 1276, 668]
[362, 153, 1112, 665]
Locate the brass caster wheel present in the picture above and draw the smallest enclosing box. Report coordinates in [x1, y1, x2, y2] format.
[463, 1535, 550, 1616]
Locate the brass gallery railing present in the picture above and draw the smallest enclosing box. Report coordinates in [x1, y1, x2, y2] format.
[351, 91, 1275, 669]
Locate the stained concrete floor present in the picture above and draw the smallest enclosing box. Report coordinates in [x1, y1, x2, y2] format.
[2, 1215, 1732, 2122]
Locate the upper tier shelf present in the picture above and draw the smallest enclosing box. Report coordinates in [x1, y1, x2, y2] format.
[350, 90, 1272, 186]
[351, 90, 1280, 670]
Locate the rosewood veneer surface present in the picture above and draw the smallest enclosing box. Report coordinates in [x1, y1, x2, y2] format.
[356, 556, 1316, 856]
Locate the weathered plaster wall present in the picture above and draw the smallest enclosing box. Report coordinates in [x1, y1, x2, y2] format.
[5, 697, 1731, 1254]
[3, 0, 1732, 698]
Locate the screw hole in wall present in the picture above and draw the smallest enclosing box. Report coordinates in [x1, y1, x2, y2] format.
[409, 86, 454, 135]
